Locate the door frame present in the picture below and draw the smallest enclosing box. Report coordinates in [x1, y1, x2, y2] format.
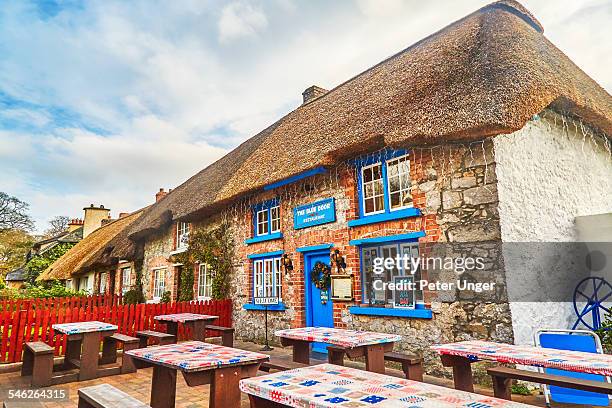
[303, 248, 333, 327]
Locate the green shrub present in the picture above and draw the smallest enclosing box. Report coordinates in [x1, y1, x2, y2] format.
[596, 314, 612, 353]
[22, 280, 85, 299]
[511, 383, 532, 395]
[123, 289, 145, 304]
[160, 290, 171, 303]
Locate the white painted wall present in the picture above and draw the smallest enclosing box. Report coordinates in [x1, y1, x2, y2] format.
[494, 111, 612, 345]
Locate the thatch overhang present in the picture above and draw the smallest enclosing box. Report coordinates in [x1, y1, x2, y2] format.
[127, 0, 612, 240]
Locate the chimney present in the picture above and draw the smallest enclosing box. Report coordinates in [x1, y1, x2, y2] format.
[302, 85, 328, 105]
[118, 212, 129, 218]
[155, 188, 168, 202]
[67, 218, 84, 232]
[82, 204, 111, 238]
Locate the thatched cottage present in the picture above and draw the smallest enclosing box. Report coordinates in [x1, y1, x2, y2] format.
[49, 1, 611, 375]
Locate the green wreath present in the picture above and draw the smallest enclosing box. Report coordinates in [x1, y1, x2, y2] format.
[311, 261, 332, 291]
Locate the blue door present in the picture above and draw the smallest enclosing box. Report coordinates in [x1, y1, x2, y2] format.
[304, 251, 334, 354]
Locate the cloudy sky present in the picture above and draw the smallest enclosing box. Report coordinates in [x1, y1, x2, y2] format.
[1, 0, 610, 233]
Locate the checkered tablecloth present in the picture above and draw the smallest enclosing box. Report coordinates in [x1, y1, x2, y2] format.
[275, 327, 401, 348]
[52, 321, 118, 335]
[432, 340, 612, 376]
[240, 363, 534, 408]
[125, 341, 269, 372]
[154, 313, 218, 323]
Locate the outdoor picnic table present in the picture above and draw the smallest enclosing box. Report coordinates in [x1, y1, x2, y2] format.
[125, 340, 269, 408]
[154, 312, 218, 341]
[240, 363, 535, 408]
[52, 321, 118, 381]
[432, 339, 612, 392]
[274, 327, 401, 373]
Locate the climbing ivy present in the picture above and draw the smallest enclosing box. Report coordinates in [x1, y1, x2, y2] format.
[173, 223, 234, 300]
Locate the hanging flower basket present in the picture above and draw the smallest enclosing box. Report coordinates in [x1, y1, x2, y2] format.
[311, 261, 332, 291]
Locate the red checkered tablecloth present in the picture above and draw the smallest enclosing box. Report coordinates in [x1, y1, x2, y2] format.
[275, 327, 401, 348]
[240, 363, 535, 408]
[154, 313, 218, 323]
[432, 340, 612, 376]
[125, 341, 269, 372]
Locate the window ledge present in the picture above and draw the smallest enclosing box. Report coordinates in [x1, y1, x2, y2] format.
[245, 232, 283, 245]
[348, 207, 421, 227]
[169, 247, 188, 255]
[243, 302, 286, 311]
[348, 306, 432, 319]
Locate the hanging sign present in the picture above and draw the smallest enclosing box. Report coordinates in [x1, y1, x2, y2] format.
[320, 289, 329, 305]
[254, 296, 279, 305]
[294, 198, 336, 230]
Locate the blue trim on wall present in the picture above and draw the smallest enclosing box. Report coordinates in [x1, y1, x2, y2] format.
[243, 302, 286, 311]
[247, 250, 284, 260]
[349, 306, 432, 319]
[296, 244, 334, 253]
[349, 231, 425, 246]
[245, 232, 283, 245]
[264, 167, 327, 191]
[348, 207, 421, 227]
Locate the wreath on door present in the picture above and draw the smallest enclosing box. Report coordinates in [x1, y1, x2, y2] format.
[311, 261, 332, 291]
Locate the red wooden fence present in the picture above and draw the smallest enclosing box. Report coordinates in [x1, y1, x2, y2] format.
[0, 295, 232, 364]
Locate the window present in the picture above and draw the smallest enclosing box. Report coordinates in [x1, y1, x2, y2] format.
[253, 256, 282, 300]
[253, 200, 280, 237]
[121, 267, 131, 295]
[361, 242, 420, 306]
[198, 264, 213, 299]
[79, 276, 89, 292]
[153, 268, 166, 299]
[100, 272, 108, 294]
[358, 152, 413, 217]
[176, 222, 190, 249]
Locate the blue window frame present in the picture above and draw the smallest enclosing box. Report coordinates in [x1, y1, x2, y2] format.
[252, 254, 282, 300]
[349, 149, 420, 227]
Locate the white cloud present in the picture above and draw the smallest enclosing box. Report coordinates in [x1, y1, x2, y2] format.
[218, 1, 268, 43]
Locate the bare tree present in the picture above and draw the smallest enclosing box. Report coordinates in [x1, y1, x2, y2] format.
[44, 215, 70, 237]
[0, 192, 34, 231]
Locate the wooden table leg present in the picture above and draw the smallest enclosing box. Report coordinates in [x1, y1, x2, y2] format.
[210, 366, 241, 408]
[440, 354, 474, 392]
[192, 320, 205, 342]
[63, 337, 82, 370]
[79, 332, 100, 381]
[100, 336, 117, 365]
[364, 345, 386, 374]
[150, 365, 177, 408]
[165, 321, 179, 340]
[292, 340, 310, 364]
[492, 374, 512, 400]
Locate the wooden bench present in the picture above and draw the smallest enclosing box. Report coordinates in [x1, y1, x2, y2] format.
[21, 341, 54, 387]
[260, 356, 326, 372]
[205, 325, 235, 347]
[78, 383, 150, 408]
[135, 330, 175, 348]
[488, 366, 612, 400]
[326, 346, 423, 381]
[100, 333, 140, 373]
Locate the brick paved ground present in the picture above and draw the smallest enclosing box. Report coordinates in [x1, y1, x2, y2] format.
[0, 339, 588, 407]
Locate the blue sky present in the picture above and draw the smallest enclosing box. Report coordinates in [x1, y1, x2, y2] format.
[1, 0, 611, 233]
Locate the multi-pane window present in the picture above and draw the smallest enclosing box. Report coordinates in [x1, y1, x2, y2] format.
[153, 268, 166, 299]
[198, 264, 212, 299]
[387, 155, 413, 210]
[362, 242, 420, 307]
[79, 276, 89, 292]
[359, 152, 413, 217]
[100, 272, 108, 294]
[256, 209, 269, 236]
[176, 222, 190, 249]
[121, 267, 131, 295]
[362, 163, 384, 215]
[253, 256, 282, 300]
[253, 201, 281, 237]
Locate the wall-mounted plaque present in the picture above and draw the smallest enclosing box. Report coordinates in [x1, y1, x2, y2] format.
[331, 274, 354, 301]
[392, 275, 415, 308]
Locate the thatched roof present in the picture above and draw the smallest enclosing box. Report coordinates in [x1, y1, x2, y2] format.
[37, 209, 144, 281]
[128, 0, 612, 239]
